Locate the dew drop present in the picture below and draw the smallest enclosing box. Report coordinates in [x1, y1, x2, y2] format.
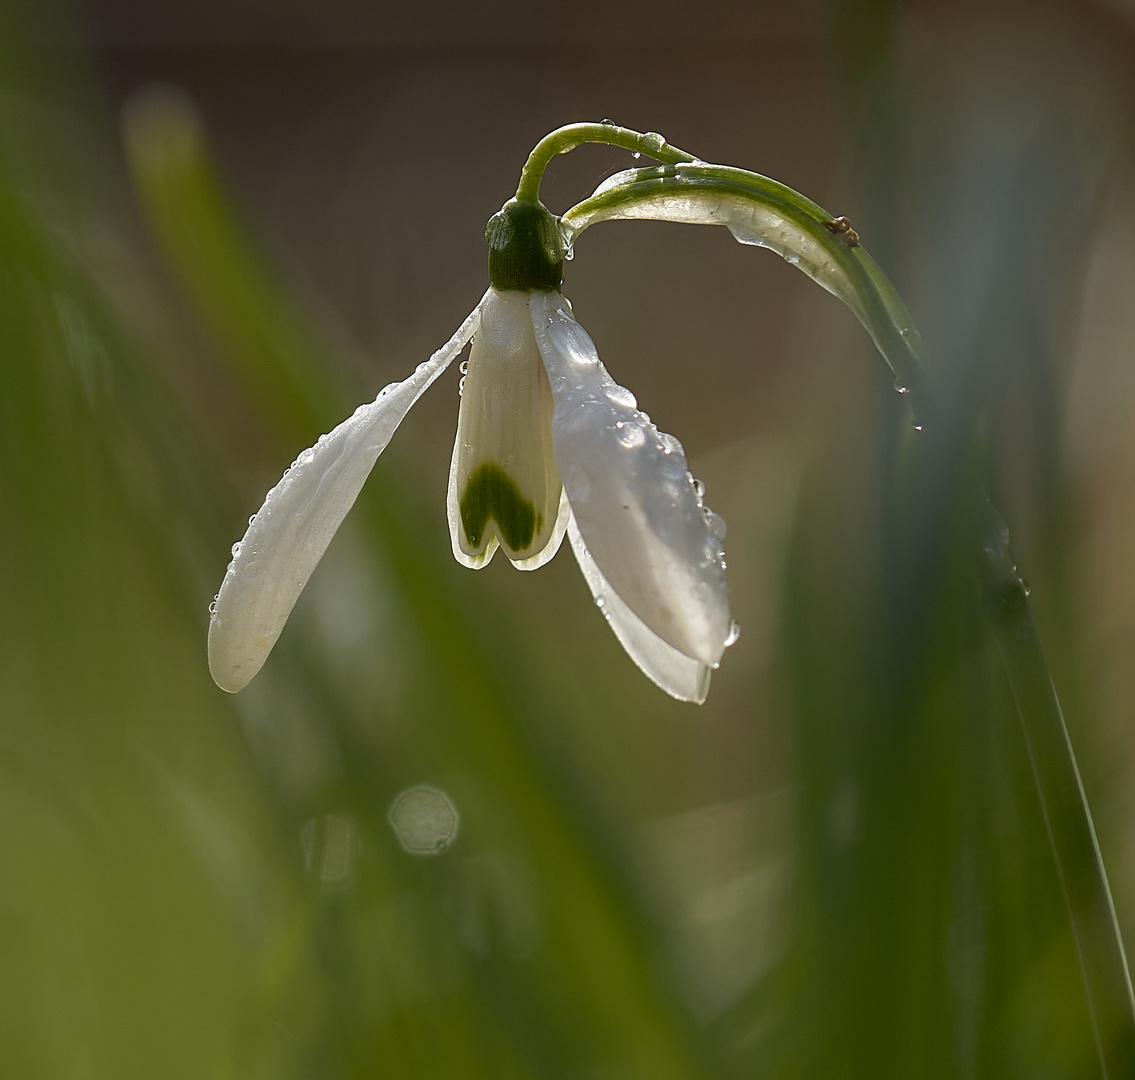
[231, 541, 243, 558]
[615, 422, 646, 449]
[912, 424, 924, 433]
[724, 619, 741, 647]
[692, 478, 707, 499]
[248, 513, 258, 526]
[208, 598, 218, 616]
[704, 510, 727, 541]
[1020, 577, 1032, 597]
[564, 244, 575, 261]
[459, 360, 469, 374]
[642, 131, 666, 153]
[631, 150, 641, 160]
[894, 379, 909, 395]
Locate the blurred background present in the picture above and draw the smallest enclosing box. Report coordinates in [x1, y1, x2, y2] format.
[2, 0, 1135, 1075]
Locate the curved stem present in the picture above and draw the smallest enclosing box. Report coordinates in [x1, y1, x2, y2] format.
[515, 122, 695, 204]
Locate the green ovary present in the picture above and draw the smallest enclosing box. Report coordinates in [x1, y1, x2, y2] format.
[460, 462, 543, 554]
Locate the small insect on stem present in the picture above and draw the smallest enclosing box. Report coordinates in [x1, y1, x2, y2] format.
[823, 215, 861, 247]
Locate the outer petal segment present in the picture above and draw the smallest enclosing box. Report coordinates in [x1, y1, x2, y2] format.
[208, 295, 485, 693]
[568, 515, 711, 703]
[447, 288, 566, 570]
[531, 292, 733, 668]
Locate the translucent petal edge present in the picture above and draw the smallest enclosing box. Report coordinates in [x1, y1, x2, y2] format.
[208, 293, 486, 692]
[567, 515, 710, 704]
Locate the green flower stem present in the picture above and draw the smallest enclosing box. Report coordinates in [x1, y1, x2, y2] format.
[555, 151, 1135, 1070]
[514, 123, 695, 204]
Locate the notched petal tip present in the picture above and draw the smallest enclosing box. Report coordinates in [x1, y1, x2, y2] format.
[208, 295, 485, 691]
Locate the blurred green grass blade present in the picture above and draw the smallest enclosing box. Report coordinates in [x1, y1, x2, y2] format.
[0, 81, 313, 1080]
[122, 85, 340, 439]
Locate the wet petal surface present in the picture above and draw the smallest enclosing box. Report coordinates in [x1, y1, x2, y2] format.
[208, 295, 484, 693]
[531, 291, 733, 667]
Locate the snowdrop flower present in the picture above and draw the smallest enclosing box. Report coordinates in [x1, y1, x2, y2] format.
[209, 166, 736, 703]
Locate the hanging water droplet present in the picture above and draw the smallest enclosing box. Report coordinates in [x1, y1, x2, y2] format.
[724, 619, 741, 647]
[704, 510, 727, 541]
[231, 541, 243, 558]
[1020, 577, 1032, 597]
[248, 513, 258, 526]
[459, 360, 468, 374]
[631, 150, 641, 160]
[692, 479, 706, 499]
[458, 375, 466, 396]
[894, 379, 909, 394]
[208, 598, 218, 616]
[564, 243, 575, 261]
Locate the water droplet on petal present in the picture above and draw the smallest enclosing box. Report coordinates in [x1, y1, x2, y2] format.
[894, 379, 909, 395]
[459, 360, 469, 375]
[692, 479, 706, 499]
[724, 619, 741, 647]
[642, 131, 665, 152]
[704, 510, 727, 541]
[615, 422, 646, 449]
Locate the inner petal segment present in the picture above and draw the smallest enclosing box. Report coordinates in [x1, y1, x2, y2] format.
[447, 288, 566, 569]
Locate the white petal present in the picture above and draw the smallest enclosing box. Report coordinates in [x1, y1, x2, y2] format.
[530, 292, 734, 668]
[208, 294, 485, 693]
[568, 514, 711, 703]
[447, 288, 566, 570]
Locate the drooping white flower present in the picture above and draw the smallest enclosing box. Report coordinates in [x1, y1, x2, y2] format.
[208, 198, 736, 703]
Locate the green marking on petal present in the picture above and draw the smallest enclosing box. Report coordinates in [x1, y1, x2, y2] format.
[459, 462, 543, 554]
